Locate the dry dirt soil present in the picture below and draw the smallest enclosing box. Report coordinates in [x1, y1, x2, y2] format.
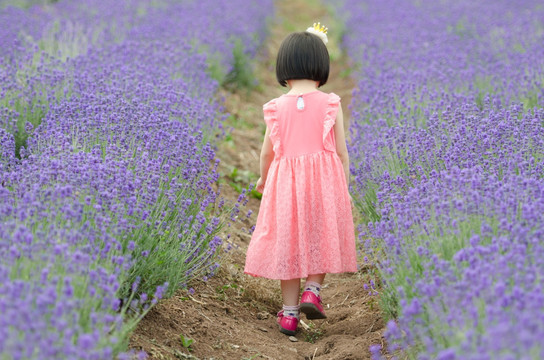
[129, 0, 387, 359]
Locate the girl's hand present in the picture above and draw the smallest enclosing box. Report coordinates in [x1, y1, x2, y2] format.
[256, 177, 265, 193]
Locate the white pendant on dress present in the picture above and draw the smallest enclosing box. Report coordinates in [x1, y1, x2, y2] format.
[297, 96, 305, 110]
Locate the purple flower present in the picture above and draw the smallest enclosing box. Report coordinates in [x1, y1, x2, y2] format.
[0, 0, 272, 358]
[334, 0, 544, 358]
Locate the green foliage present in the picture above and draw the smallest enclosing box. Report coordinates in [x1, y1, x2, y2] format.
[352, 181, 381, 223]
[1, 91, 48, 158]
[339, 67, 353, 79]
[228, 166, 260, 198]
[473, 75, 494, 110]
[249, 188, 262, 200]
[224, 132, 235, 147]
[1, 62, 57, 156]
[512, 42, 526, 54]
[214, 282, 244, 301]
[222, 39, 257, 92]
[302, 321, 324, 343]
[180, 334, 194, 350]
[1, 0, 58, 10]
[119, 170, 228, 301]
[46, 127, 232, 304]
[203, 36, 258, 93]
[38, 20, 95, 61]
[521, 87, 541, 110]
[241, 355, 261, 360]
[206, 55, 227, 84]
[379, 283, 399, 321]
[447, 17, 476, 39]
[226, 113, 253, 130]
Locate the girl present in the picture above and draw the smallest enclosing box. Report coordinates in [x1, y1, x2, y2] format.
[244, 24, 357, 336]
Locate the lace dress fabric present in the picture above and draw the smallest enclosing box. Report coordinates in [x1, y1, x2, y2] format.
[244, 91, 357, 280]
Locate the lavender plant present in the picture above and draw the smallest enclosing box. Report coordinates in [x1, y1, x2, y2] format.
[333, 0, 544, 358]
[1, 0, 272, 358]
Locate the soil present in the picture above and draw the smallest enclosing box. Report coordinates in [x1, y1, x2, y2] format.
[129, 0, 387, 359]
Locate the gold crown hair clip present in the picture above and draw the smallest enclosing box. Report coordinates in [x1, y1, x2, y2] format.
[306, 22, 329, 45]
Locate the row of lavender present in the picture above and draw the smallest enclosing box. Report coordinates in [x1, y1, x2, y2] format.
[335, 0, 544, 359]
[0, 1, 271, 358]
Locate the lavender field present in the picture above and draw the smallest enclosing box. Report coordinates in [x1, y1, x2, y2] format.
[3, 0, 544, 358]
[335, 0, 544, 359]
[0, 0, 271, 358]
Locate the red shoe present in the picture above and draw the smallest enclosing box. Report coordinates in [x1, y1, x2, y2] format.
[300, 291, 327, 319]
[277, 310, 298, 335]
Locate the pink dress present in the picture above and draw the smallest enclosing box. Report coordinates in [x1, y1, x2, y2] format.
[244, 90, 358, 280]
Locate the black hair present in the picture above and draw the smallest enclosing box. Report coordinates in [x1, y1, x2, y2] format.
[276, 32, 329, 87]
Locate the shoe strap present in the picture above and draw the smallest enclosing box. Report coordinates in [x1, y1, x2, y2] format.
[304, 290, 323, 303]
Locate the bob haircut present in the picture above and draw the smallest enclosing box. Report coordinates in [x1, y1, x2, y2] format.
[276, 32, 330, 87]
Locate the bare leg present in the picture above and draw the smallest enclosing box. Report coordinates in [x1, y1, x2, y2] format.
[306, 273, 326, 285]
[280, 278, 301, 306]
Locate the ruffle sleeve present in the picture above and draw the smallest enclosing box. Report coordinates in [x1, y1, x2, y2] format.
[263, 98, 281, 156]
[323, 92, 341, 152]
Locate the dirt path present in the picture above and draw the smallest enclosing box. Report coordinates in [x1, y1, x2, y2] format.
[129, 1, 386, 359]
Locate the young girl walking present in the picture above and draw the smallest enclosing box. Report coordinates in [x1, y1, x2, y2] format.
[244, 23, 358, 336]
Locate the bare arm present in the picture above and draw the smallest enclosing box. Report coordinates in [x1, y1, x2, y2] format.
[256, 126, 275, 192]
[333, 104, 350, 185]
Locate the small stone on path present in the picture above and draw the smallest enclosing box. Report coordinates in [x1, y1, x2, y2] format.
[257, 311, 270, 320]
[288, 336, 298, 342]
